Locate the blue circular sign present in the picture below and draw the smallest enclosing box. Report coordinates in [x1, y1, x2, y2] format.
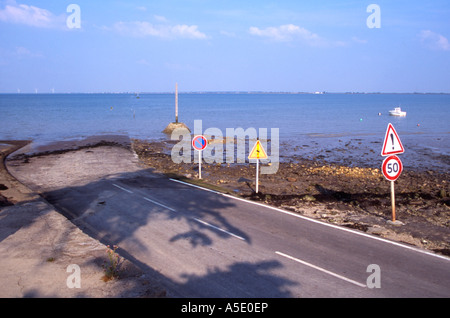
[192, 135, 207, 151]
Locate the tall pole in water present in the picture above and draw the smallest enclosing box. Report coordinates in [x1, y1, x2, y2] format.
[163, 82, 190, 134]
[175, 83, 179, 123]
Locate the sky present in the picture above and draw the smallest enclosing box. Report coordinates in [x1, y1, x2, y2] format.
[0, 0, 449, 93]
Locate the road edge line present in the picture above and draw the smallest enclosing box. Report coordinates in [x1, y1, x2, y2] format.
[170, 178, 450, 262]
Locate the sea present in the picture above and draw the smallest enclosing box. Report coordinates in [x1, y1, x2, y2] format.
[0, 93, 449, 172]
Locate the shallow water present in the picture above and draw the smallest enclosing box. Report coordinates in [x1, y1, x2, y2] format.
[1, 93, 448, 171]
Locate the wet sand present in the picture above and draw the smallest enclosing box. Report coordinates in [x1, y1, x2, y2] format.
[279, 133, 450, 173]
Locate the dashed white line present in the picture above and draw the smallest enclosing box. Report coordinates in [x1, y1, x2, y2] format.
[169, 178, 450, 262]
[112, 181, 245, 241]
[143, 196, 177, 212]
[112, 183, 133, 193]
[275, 251, 367, 288]
[193, 218, 246, 241]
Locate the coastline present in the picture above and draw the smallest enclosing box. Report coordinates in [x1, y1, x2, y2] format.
[131, 138, 450, 256]
[3, 136, 449, 255]
[0, 135, 448, 297]
[4, 136, 449, 255]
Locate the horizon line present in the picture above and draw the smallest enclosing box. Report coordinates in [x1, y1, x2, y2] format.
[2, 91, 450, 95]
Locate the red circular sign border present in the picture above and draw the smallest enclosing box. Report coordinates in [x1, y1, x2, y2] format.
[381, 155, 403, 181]
[192, 135, 208, 151]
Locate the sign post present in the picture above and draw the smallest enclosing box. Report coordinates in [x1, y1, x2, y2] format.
[248, 139, 268, 193]
[192, 135, 208, 179]
[381, 155, 403, 222]
[391, 181, 396, 222]
[381, 123, 405, 223]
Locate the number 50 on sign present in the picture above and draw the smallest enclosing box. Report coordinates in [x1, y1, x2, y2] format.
[382, 155, 403, 181]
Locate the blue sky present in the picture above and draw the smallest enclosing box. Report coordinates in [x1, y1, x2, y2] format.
[0, 0, 449, 93]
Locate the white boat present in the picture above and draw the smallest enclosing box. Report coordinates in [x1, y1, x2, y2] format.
[389, 107, 406, 116]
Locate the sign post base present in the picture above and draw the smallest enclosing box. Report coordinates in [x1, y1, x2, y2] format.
[391, 180, 396, 222]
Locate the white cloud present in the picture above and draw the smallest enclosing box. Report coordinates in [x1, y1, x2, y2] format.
[171, 24, 207, 39]
[114, 21, 208, 40]
[0, 2, 63, 28]
[249, 24, 321, 44]
[419, 30, 450, 51]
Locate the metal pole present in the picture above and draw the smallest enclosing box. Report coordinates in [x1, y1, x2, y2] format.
[391, 181, 396, 222]
[199, 150, 202, 179]
[256, 159, 259, 193]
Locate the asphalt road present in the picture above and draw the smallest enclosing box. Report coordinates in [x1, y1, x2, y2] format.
[42, 169, 450, 298]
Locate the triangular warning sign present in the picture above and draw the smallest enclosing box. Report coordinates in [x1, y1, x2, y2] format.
[248, 140, 268, 160]
[381, 123, 404, 156]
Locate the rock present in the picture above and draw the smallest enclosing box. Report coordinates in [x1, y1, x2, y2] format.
[387, 220, 404, 226]
[162, 122, 190, 134]
[409, 199, 423, 205]
[367, 225, 386, 236]
[286, 177, 297, 182]
[302, 194, 316, 202]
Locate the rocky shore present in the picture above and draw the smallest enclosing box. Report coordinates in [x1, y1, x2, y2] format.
[132, 138, 450, 257]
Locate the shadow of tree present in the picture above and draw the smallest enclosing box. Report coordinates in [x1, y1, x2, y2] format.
[39, 167, 296, 297]
[178, 260, 296, 298]
[170, 229, 213, 247]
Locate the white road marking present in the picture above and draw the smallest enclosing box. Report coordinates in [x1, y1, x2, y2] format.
[170, 178, 221, 194]
[112, 183, 133, 193]
[112, 181, 244, 241]
[143, 196, 177, 212]
[193, 218, 246, 241]
[276, 251, 367, 288]
[170, 178, 450, 262]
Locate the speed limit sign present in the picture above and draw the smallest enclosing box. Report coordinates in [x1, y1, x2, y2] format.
[382, 155, 403, 181]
